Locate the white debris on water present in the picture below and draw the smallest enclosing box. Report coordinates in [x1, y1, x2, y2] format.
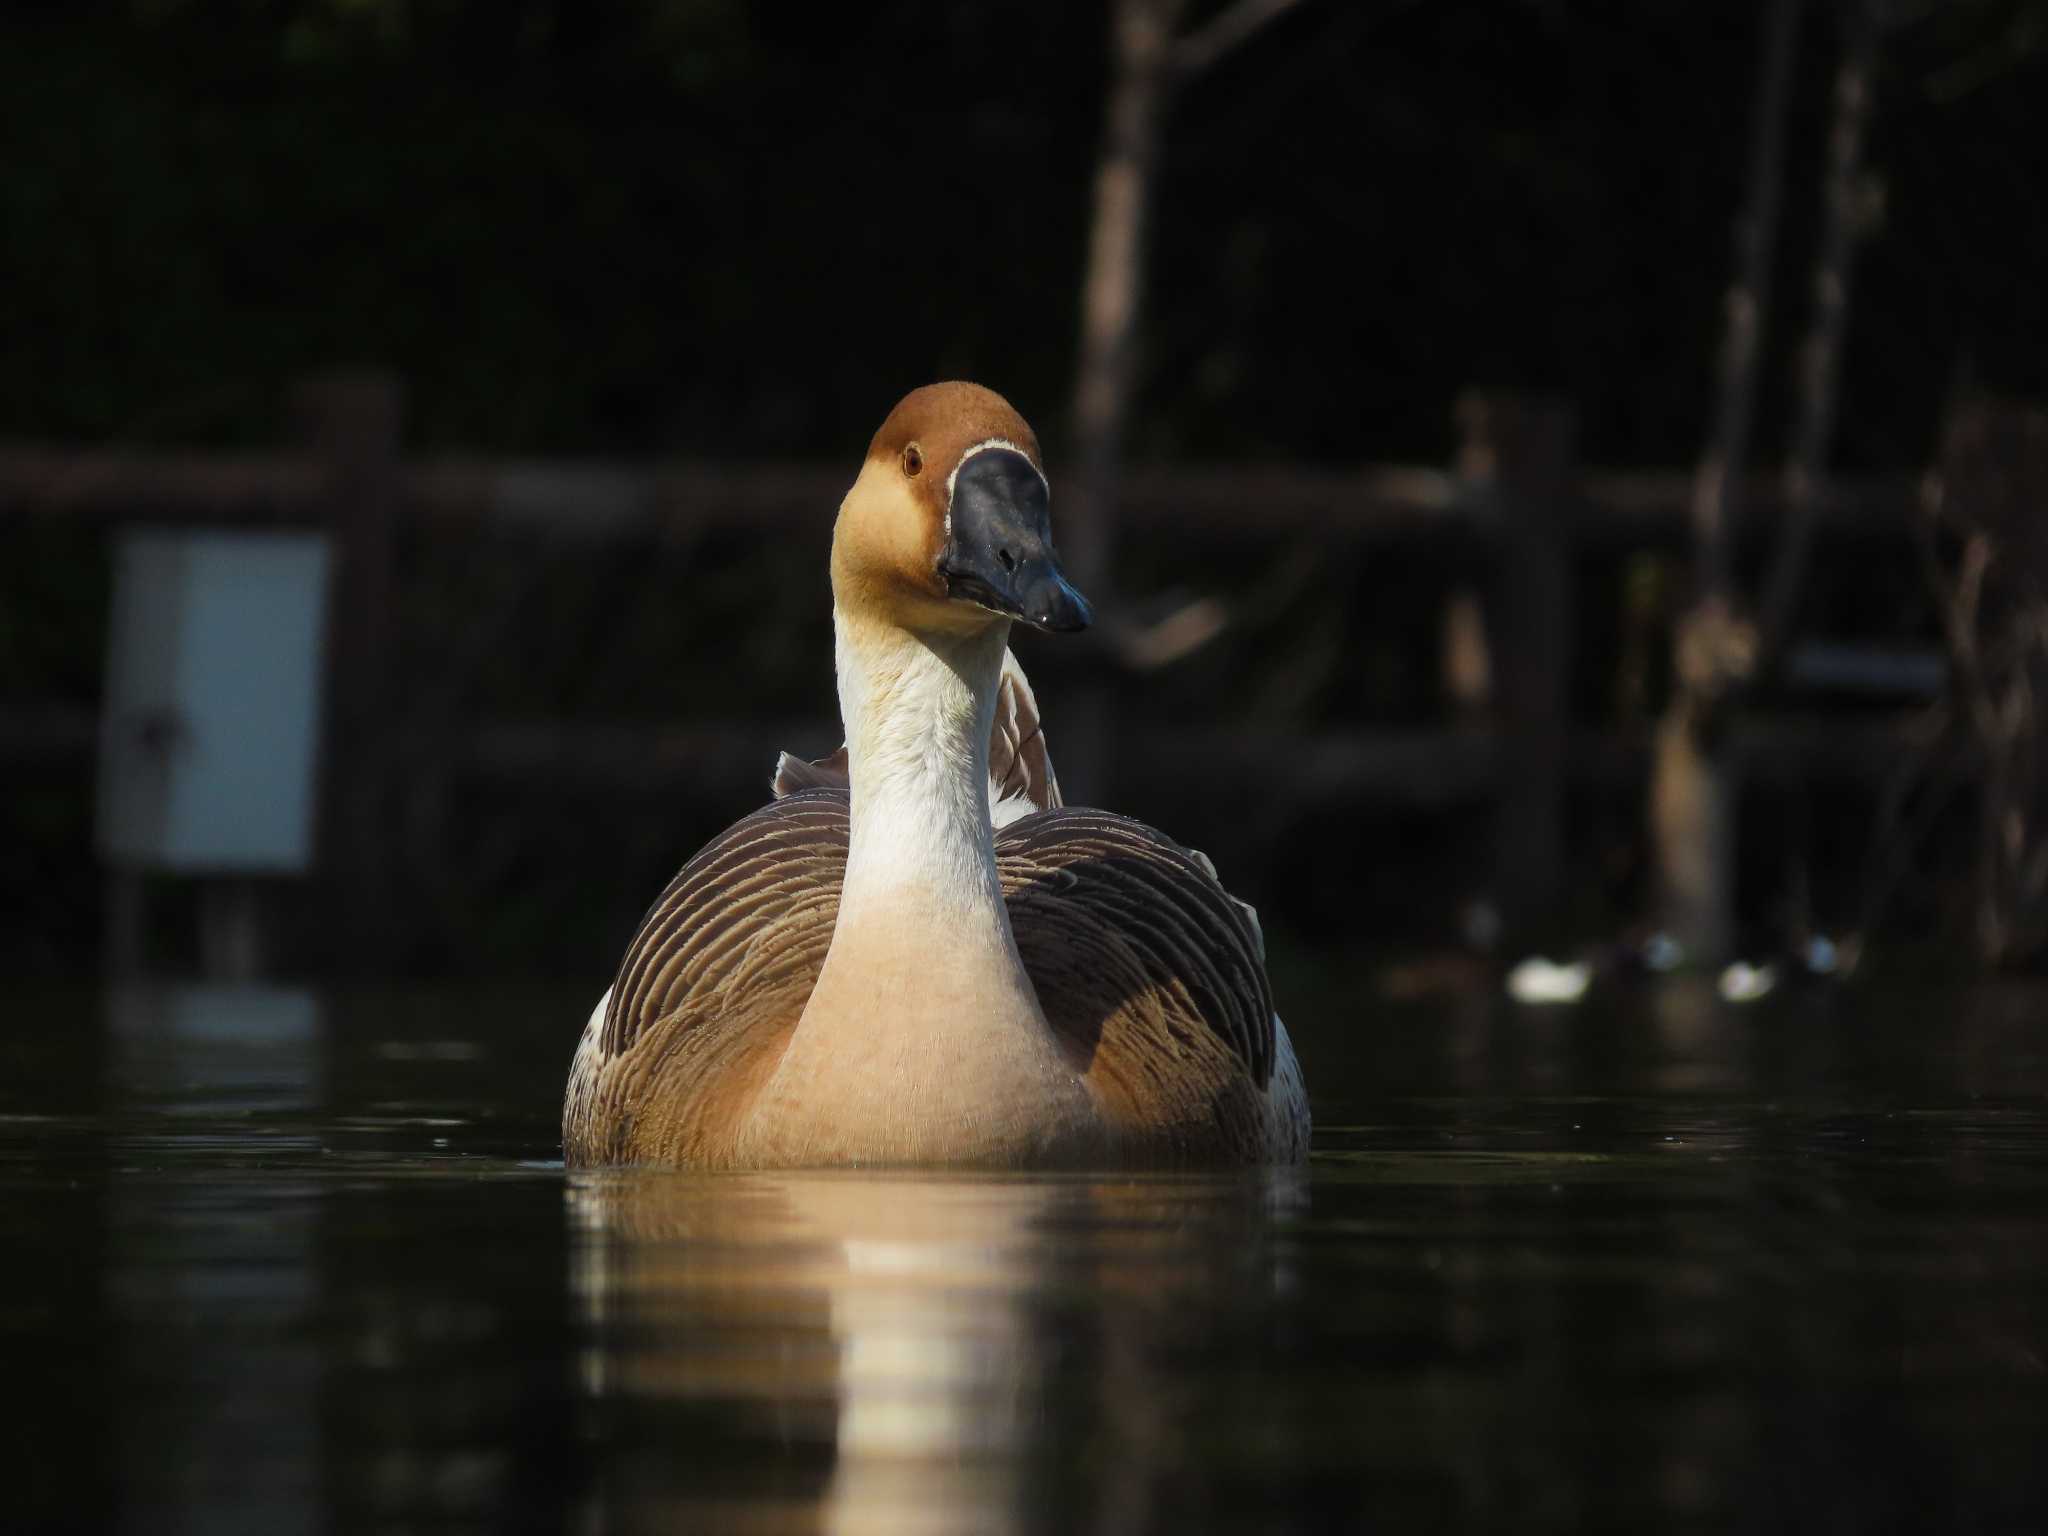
[1506, 957, 1593, 1005]
[1717, 961, 1779, 1003]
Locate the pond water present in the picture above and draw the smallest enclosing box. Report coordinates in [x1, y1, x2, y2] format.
[3, 979, 2045, 1533]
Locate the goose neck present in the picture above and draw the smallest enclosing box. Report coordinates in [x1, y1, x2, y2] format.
[834, 609, 1008, 912]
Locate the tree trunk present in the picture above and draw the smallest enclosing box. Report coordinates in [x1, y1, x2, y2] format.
[1758, 0, 1881, 668]
[1069, 0, 1187, 596]
[1062, 0, 1186, 800]
[1689, 0, 1802, 601]
[1652, 698, 1737, 964]
[1651, 0, 1802, 962]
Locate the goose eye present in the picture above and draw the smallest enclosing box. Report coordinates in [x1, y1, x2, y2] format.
[902, 444, 924, 478]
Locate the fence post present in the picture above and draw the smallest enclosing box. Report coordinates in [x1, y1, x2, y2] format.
[1458, 392, 1577, 951]
[295, 372, 403, 970]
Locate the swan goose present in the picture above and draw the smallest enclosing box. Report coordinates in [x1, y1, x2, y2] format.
[564, 382, 1309, 1168]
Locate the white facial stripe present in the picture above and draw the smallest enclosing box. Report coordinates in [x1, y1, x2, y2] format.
[944, 439, 1048, 535]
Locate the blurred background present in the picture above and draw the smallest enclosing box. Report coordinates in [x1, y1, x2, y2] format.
[10, 8, 2048, 1532]
[4, 0, 2047, 992]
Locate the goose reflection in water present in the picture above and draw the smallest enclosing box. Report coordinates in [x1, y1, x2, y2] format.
[567, 1170, 1305, 1534]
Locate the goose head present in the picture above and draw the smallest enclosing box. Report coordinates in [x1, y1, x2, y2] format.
[832, 382, 1093, 638]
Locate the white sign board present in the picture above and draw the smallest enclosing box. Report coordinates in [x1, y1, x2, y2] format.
[97, 531, 332, 873]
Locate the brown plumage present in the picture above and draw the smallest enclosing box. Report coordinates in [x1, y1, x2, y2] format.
[565, 789, 1294, 1167]
[564, 381, 1308, 1169]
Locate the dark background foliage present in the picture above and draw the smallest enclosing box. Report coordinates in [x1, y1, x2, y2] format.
[3, 0, 2045, 977]
[4, 1, 2041, 462]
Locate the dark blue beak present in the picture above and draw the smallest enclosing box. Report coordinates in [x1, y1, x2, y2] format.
[936, 448, 1094, 633]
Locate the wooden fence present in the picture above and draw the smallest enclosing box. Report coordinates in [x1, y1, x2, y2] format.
[0, 372, 1947, 960]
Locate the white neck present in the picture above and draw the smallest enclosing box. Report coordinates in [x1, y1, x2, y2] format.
[835, 611, 1008, 922]
[737, 607, 1097, 1165]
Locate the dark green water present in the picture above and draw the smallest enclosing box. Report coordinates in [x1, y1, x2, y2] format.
[3, 980, 2045, 1533]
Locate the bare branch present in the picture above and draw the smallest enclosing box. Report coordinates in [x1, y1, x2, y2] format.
[1174, 0, 1305, 79]
[1689, 0, 1803, 608]
[1757, 0, 1882, 673]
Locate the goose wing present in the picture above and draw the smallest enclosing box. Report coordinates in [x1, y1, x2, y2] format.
[995, 808, 1278, 1155]
[565, 789, 849, 1165]
[772, 648, 1060, 826]
[985, 649, 1062, 825]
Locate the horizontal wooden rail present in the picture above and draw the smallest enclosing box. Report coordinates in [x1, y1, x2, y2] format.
[0, 448, 320, 520]
[0, 442, 1920, 541]
[5, 706, 1942, 792]
[408, 714, 1934, 796]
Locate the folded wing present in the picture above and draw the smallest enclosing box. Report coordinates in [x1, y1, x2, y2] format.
[997, 807, 1279, 1160]
[564, 790, 849, 1166]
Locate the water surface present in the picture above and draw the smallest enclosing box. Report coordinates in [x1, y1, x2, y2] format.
[3, 979, 2045, 1532]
